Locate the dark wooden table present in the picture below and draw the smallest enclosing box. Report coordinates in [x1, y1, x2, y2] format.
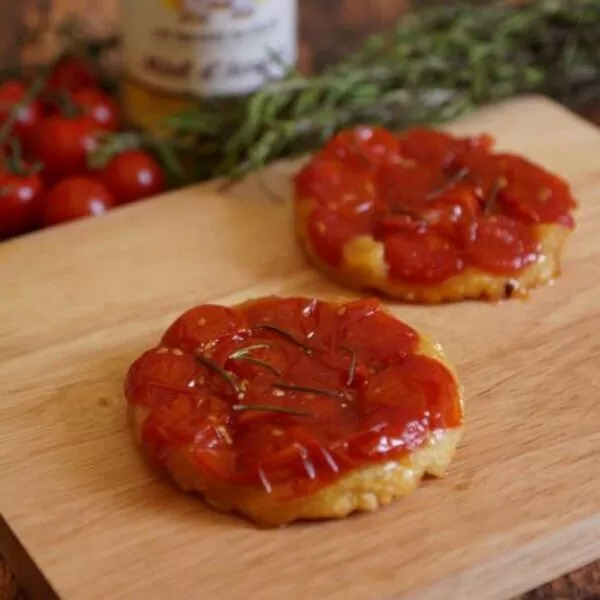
[0, 1, 599, 598]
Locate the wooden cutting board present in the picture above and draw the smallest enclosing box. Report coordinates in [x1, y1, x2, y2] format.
[1, 96, 599, 600]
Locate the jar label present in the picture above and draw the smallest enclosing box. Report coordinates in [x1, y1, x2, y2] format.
[121, 0, 297, 97]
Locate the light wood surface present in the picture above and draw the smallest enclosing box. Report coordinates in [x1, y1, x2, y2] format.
[0, 96, 599, 600]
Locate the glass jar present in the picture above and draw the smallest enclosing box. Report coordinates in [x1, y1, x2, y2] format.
[119, 0, 298, 132]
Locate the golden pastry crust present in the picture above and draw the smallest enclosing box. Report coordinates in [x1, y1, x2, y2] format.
[129, 334, 464, 527]
[296, 197, 571, 303]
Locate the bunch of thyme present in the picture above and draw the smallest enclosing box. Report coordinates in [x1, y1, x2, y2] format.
[164, 0, 600, 181]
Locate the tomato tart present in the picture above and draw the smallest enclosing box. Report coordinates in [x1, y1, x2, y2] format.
[294, 126, 576, 302]
[125, 297, 464, 526]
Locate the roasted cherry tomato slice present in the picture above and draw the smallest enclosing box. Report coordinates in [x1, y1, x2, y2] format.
[238, 296, 339, 353]
[373, 160, 446, 213]
[384, 230, 464, 284]
[399, 128, 491, 170]
[322, 126, 401, 170]
[464, 215, 539, 274]
[363, 355, 460, 428]
[240, 296, 318, 338]
[338, 299, 418, 367]
[125, 347, 203, 406]
[162, 304, 247, 352]
[495, 154, 575, 226]
[295, 156, 376, 214]
[307, 206, 371, 267]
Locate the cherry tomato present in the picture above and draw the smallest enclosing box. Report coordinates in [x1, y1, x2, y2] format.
[0, 169, 44, 238]
[34, 115, 98, 183]
[363, 355, 460, 429]
[98, 150, 166, 204]
[42, 176, 115, 225]
[125, 347, 204, 407]
[339, 299, 418, 367]
[374, 160, 445, 212]
[48, 56, 97, 93]
[384, 230, 464, 284]
[0, 80, 44, 150]
[399, 128, 490, 170]
[161, 304, 247, 352]
[71, 88, 120, 132]
[295, 157, 376, 213]
[323, 126, 401, 171]
[307, 207, 371, 267]
[495, 154, 576, 227]
[463, 215, 539, 274]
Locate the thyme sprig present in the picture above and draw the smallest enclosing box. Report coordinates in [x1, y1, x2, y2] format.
[272, 382, 344, 400]
[232, 404, 313, 418]
[166, 0, 600, 181]
[228, 344, 281, 376]
[252, 324, 315, 354]
[195, 354, 239, 394]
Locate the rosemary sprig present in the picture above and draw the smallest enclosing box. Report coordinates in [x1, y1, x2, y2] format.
[195, 354, 239, 394]
[342, 345, 357, 387]
[232, 404, 314, 418]
[252, 324, 314, 354]
[272, 382, 343, 400]
[228, 345, 282, 376]
[165, 0, 600, 181]
[228, 344, 271, 359]
[427, 167, 470, 200]
[483, 178, 503, 213]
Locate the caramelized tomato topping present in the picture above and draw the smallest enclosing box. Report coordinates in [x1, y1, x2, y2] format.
[125, 298, 462, 498]
[384, 231, 464, 284]
[295, 125, 576, 280]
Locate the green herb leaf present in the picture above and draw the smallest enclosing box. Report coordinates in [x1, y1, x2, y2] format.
[160, 0, 600, 182]
[252, 324, 314, 354]
[195, 354, 239, 394]
[232, 404, 314, 417]
[272, 382, 343, 400]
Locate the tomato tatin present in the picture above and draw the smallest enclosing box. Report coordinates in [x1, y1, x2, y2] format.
[294, 127, 576, 302]
[125, 297, 464, 525]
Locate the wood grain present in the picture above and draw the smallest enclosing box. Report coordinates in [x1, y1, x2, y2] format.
[0, 97, 599, 600]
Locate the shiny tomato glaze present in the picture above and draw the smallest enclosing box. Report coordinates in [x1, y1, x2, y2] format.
[125, 297, 461, 499]
[295, 126, 576, 281]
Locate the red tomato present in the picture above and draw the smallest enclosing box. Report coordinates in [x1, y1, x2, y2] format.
[71, 88, 120, 131]
[338, 299, 418, 367]
[374, 160, 445, 212]
[0, 80, 44, 150]
[363, 355, 461, 429]
[162, 304, 247, 352]
[124, 347, 204, 406]
[34, 115, 98, 183]
[322, 126, 401, 170]
[463, 215, 539, 274]
[47, 56, 97, 93]
[0, 169, 44, 238]
[384, 230, 464, 284]
[295, 156, 376, 213]
[42, 176, 115, 225]
[98, 150, 166, 204]
[495, 154, 576, 227]
[307, 207, 371, 266]
[399, 128, 491, 170]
